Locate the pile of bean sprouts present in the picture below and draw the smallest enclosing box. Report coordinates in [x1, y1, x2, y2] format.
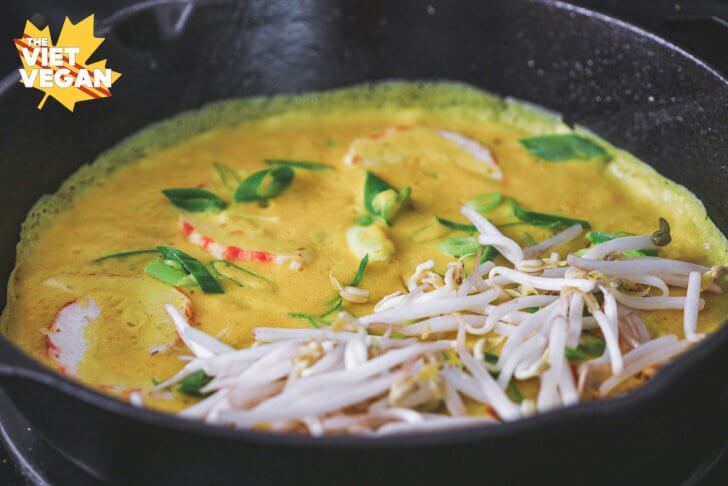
[141, 205, 722, 435]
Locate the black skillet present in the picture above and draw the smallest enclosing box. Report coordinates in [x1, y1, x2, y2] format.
[0, 1, 726, 484]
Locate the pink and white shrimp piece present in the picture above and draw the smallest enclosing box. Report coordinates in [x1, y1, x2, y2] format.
[180, 220, 305, 270]
[343, 126, 503, 181]
[436, 129, 503, 181]
[342, 126, 412, 166]
[46, 298, 100, 376]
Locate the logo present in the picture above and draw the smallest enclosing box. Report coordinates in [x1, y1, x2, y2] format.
[14, 15, 121, 111]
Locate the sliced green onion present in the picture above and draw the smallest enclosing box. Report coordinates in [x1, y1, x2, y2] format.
[481, 245, 499, 263]
[435, 216, 476, 233]
[579, 336, 606, 356]
[212, 162, 242, 189]
[363, 171, 411, 224]
[144, 261, 197, 287]
[374, 188, 411, 224]
[156, 246, 223, 294]
[356, 214, 375, 226]
[264, 159, 334, 171]
[564, 346, 585, 361]
[483, 352, 499, 364]
[466, 192, 503, 212]
[510, 199, 590, 229]
[586, 231, 632, 244]
[437, 236, 480, 257]
[363, 171, 392, 214]
[350, 254, 370, 287]
[288, 312, 330, 328]
[586, 231, 658, 256]
[162, 188, 227, 212]
[565, 336, 606, 361]
[92, 249, 158, 263]
[210, 260, 271, 289]
[293, 254, 370, 324]
[496, 222, 527, 229]
[520, 134, 608, 161]
[506, 382, 524, 404]
[320, 298, 343, 317]
[162, 258, 183, 271]
[177, 370, 213, 396]
[234, 166, 295, 202]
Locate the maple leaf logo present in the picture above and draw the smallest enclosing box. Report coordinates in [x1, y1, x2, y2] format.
[14, 15, 121, 111]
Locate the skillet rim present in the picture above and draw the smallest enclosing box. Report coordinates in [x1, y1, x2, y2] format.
[0, 0, 726, 448]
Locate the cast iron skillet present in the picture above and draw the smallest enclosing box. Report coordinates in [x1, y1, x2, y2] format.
[0, 0, 726, 483]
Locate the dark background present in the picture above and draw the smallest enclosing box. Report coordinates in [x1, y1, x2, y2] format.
[0, 0, 726, 484]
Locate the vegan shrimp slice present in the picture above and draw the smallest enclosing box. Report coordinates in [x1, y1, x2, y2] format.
[179, 219, 312, 270]
[46, 298, 100, 376]
[342, 126, 503, 181]
[45, 274, 192, 378]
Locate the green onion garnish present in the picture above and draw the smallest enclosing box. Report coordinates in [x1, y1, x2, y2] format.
[510, 199, 590, 229]
[234, 165, 295, 203]
[564, 346, 585, 361]
[356, 214, 375, 226]
[481, 245, 499, 263]
[363, 171, 411, 225]
[264, 159, 334, 171]
[586, 231, 658, 256]
[92, 249, 158, 263]
[291, 254, 369, 326]
[363, 171, 392, 213]
[329, 254, 370, 313]
[437, 238, 498, 262]
[587, 231, 632, 244]
[506, 382, 524, 404]
[210, 260, 271, 289]
[435, 216, 477, 233]
[519, 134, 608, 162]
[579, 336, 606, 356]
[565, 336, 607, 361]
[144, 261, 197, 287]
[177, 370, 213, 396]
[288, 312, 330, 328]
[466, 192, 503, 212]
[320, 300, 343, 317]
[148, 246, 223, 294]
[484, 352, 499, 364]
[437, 236, 481, 257]
[162, 188, 227, 212]
[350, 254, 370, 287]
[212, 162, 242, 189]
